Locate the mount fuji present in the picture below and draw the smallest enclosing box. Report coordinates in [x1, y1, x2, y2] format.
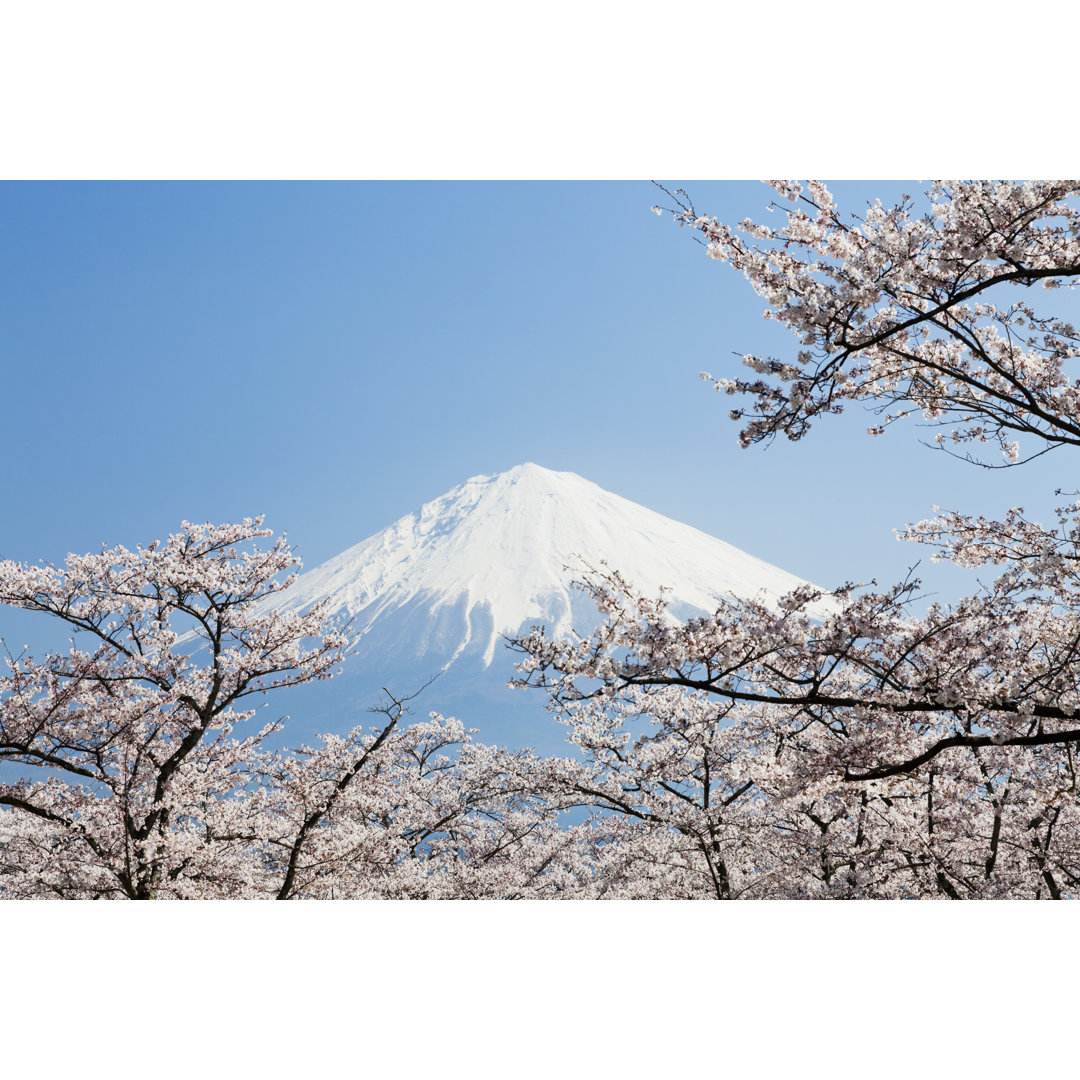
[269, 464, 833, 751]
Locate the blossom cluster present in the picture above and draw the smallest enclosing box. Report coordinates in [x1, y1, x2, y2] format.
[657, 181, 1080, 466]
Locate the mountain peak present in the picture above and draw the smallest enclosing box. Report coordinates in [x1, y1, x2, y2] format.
[494, 461, 553, 479]
[271, 465, 834, 670]
[452, 462, 593, 500]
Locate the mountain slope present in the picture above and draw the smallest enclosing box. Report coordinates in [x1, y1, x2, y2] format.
[275, 462, 832, 665]
[264, 463, 835, 750]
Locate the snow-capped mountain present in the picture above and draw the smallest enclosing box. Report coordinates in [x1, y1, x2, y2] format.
[274, 462, 833, 671]
[262, 463, 833, 751]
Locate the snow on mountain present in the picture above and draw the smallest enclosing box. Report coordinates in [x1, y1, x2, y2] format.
[272, 463, 835, 673]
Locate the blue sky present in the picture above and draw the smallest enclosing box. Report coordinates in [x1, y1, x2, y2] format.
[2, 180, 1072, 629]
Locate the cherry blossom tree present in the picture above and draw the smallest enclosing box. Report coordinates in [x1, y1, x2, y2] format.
[655, 180, 1080, 467]
[249, 706, 598, 900]
[0, 518, 351, 898]
[510, 565, 1080, 897]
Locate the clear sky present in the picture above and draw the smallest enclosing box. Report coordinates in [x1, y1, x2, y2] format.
[2, 180, 1074, 635]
